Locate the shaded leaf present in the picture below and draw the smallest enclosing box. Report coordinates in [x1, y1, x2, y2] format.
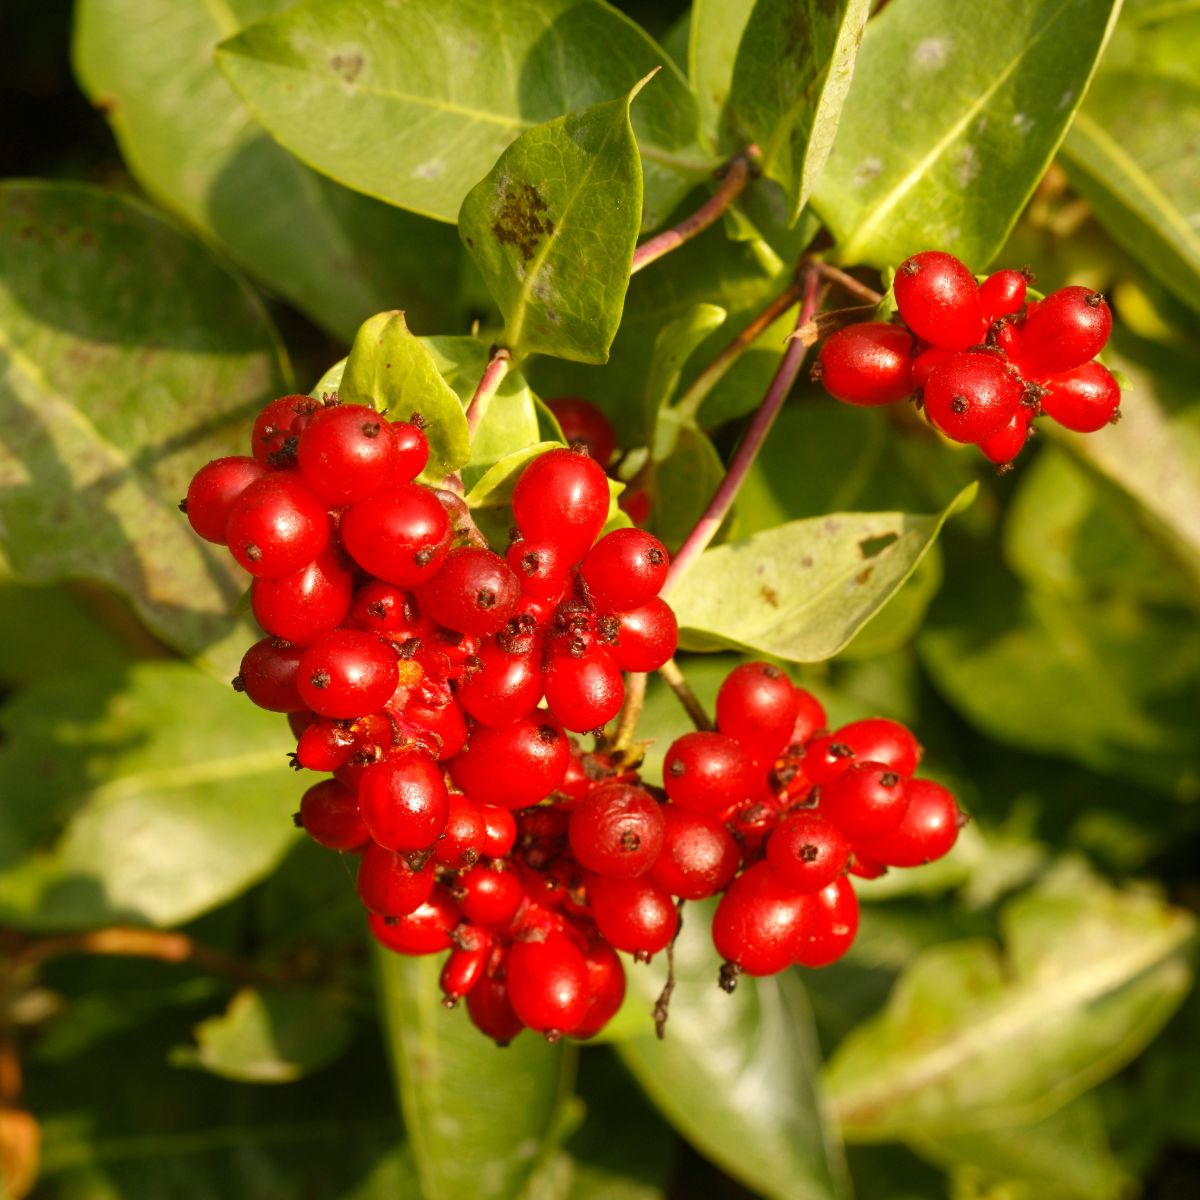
[0, 182, 286, 678]
[459, 88, 644, 364]
[217, 0, 710, 230]
[688, 0, 755, 148]
[646, 303, 727, 450]
[816, 0, 1122, 268]
[651, 423, 726, 553]
[826, 862, 1195, 1138]
[669, 485, 976, 662]
[726, 0, 872, 222]
[0, 663, 303, 931]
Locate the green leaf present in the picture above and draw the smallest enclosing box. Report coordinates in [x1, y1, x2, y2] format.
[341, 312, 471, 477]
[618, 903, 850, 1200]
[72, 0, 477, 342]
[815, 0, 1122, 268]
[0, 663, 303, 931]
[216, 0, 710, 230]
[459, 87, 645, 364]
[826, 862, 1195, 1139]
[175, 987, 353, 1083]
[646, 303, 728, 449]
[689, 0, 755, 149]
[374, 948, 576, 1200]
[725, 0, 871, 222]
[0, 182, 286, 678]
[668, 485, 976, 662]
[651, 423, 726, 553]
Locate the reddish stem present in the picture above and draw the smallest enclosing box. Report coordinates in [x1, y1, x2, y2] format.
[465, 347, 512, 437]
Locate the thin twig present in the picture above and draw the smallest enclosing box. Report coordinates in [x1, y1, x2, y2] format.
[814, 261, 883, 304]
[785, 303, 878, 349]
[657, 658, 712, 730]
[631, 155, 755, 276]
[607, 670, 648, 762]
[465, 347, 511, 437]
[652, 901, 686, 1039]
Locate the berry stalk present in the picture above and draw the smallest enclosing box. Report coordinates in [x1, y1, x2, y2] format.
[465, 346, 512, 437]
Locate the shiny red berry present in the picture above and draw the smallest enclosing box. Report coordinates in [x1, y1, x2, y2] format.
[572, 939, 626, 1039]
[250, 549, 352, 645]
[390, 419, 430, 481]
[251, 394, 318, 465]
[434, 792, 489, 869]
[506, 931, 590, 1036]
[662, 731, 757, 816]
[819, 761, 909, 841]
[356, 843, 435, 916]
[860, 778, 963, 866]
[894, 251, 985, 350]
[647, 806, 739, 900]
[456, 639, 543, 727]
[979, 268, 1029, 324]
[817, 322, 915, 405]
[712, 862, 810, 978]
[226, 473, 329, 578]
[236, 637, 304, 712]
[297, 779, 369, 851]
[766, 812, 849, 893]
[923, 350, 1022, 444]
[790, 687, 827, 745]
[568, 782, 665, 879]
[505, 538, 571, 601]
[340, 484, 451, 587]
[466, 968, 525, 1045]
[476, 804, 518, 858]
[512, 448, 609, 562]
[449, 712, 570, 809]
[793, 877, 859, 968]
[184, 456, 269, 544]
[543, 647, 624, 732]
[548, 396, 617, 465]
[295, 403, 397, 506]
[834, 718, 921, 775]
[457, 862, 525, 928]
[979, 406, 1034, 466]
[1019, 286, 1112, 378]
[579, 529, 669, 613]
[358, 750, 449, 853]
[716, 662, 800, 761]
[418, 547, 520, 636]
[368, 886, 459, 954]
[297, 629, 398, 718]
[611, 599, 678, 672]
[1041, 361, 1121, 432]
[587, 873, 678, 955]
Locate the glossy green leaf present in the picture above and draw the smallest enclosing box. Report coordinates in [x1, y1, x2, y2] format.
[826, 862, 1195, 1138]
[217, 0, 710, 230]
[816, 0, 1122, 268]
[0, 663, 303, 931]
[459, 88, 644, 364]
[668, 485, 976, 662]
[175, 987, 352, 1084]
[618, 903, 850, 1200]
[72, 0, 476, 342]
[689, 0, 755, 147]
[646, 303, 728, 450]
[0, 182, 286, 678]
[726, 0, 871, 222]
[374, 948, 575, 1200]
[341, 312, 471, 477]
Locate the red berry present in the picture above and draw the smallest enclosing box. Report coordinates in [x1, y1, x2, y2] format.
[911, 346, 955, 388]
[358, 750, 450, 852]
[298, 779, 369, 851]
[226, 473, 330, 578]
[477, 804, 518, 858]
[457, 862, 525, 927]
[512, 448, 609, 562]
[433, 792, 488, 868]
[294, 716, 357, 772]
[817, 322, 915, 405]
[662, 732, 757, 816]
[848, 850, 888, 880]
[579, 529, 669, 613]
[457, 639, 543, 728]
[924, 351, 1022, 444]
[587, 874, 678, 955]
[647, 806, 739, 900]
[543, 647, 624, 732]
[790, 688, 827, 745]
[712, 862, 810, 978]
[506, 931, 590, 1036]
[390, 419, 430, 481]
[568, 782, 665, 879]
[894, 251, 985, 350]
[979, 269, 1028, 324]
[402, 689, 469, 760]
[980, 406, 1034, 466]
[356, 843, 435, 916]
[716, 662, 800, 761]
[611, 598, 678, 672]
[368, 886, 459, 954]
[1041, 361, 1121, 432]
[794, 877, 859, 968]
[251, 394, 318, 465]
[466, 968, 525, 1045]
[417, 548, 520, 636]
[184, 456, 269, 544]
[802, 734, 857, 785]
[766, 812, 849, 893]
[449, 712, 570, 809]
[250, 549, 353, 644]
[834, 718, 922, 775]
[1019, 286, 1112, 378]
[505, 538, 571, 602]
[295, 403, 397, 506]
[860, 778, 963, 866]
[441, 928, 492, 1004]
[297, 629, 398, 718]
[340, 484, 451, 587]
[572, 940, 626, 1039]
[548, 396, 617, 465]
[619, 487, 651, 527]
[346, 581, 424, 636]
[236, 637, 304, 712]
[819, 762, 909, 841]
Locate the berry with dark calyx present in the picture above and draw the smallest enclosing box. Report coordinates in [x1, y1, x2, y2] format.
[368, 887, 459, 954]
[611, 598, 678, 672]
[802, 734, 856, 785]
[923, 351, 1022, 444]
[894, 250, 985, 350]
[860, 778, 964, 866]
[663, 731, 757, 816]
[1019, 286, 1112, 378]
[347, 581, 425, 637]
[793, 877, 859, 968]
[390, 419, 430, 482]
[716, 662, 800, 761]
[433, 792, 488, 868]
[712, 862, 811, 977]
[457, 861, 526, 928]
[356, 842, 435, 916]
[834, 718, 922, 776]
[466, 968, 525, 1045]
[819, 762, 909, 841]
[417, 547, 520, 636]
[449, 712, 570, 809]
[766, 812, 849, 893]
[401, 686, 469, 759]
[572, 939, 627, 1039]
[587, 874, 678, 956]
[1041, 361, 1121, 432]
[184, 456, 268, 544]
[298, 629, 399, 719]
[506, 931, 590, 1037]
[298, 779, 369, 851]
[578, 529, 669, 613]
[817, 322, 916, 406]
[294, 716, 358, 772]
[296, 403, 397, 506]
[505, 538, 570, 602]
[340, 484, 452, 587]
[358, 749, 449, 853]
[979, 406, 1034, 467]
[568, 782, 665, 879]
[979, 268, 1029, 324]
[548, 396, 617, 465]
[226, 473, 329, 578]
[647, 806, 739, 900]
[456, 639, 543, 727]
[236, 637, 305, 712]
[543, 646, 624, 732]
[251, 394, 318, 465]
[511, 447, 609, 562]
[250, 549, 353, 645]
[441, 928, 492, 1005]
[477, 804, 518, 858]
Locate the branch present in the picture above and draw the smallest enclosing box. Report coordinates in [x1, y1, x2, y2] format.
[465, 346, 512, 438]
[631, 155, 755, 276]
[657, 658, 712, 731]
[607, 669, 648, 763]
[814, 261, 883, 304]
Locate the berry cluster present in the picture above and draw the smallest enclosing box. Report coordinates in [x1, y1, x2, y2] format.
[816, 250, 1120, 469]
